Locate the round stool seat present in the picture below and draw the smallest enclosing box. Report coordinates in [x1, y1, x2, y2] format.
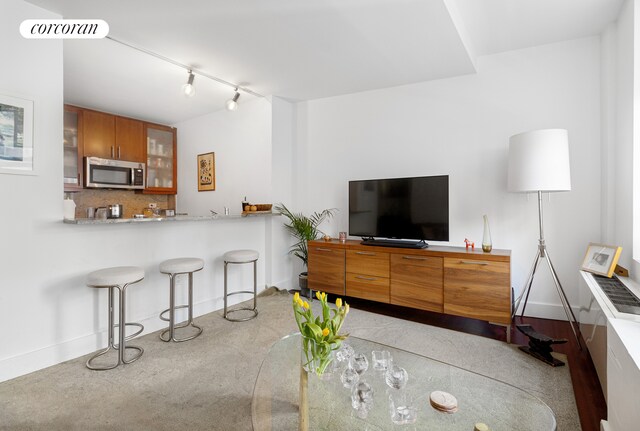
[224, 249, 259, 263]
[87, 266, 145, 287]
[160, 257, 204, 274]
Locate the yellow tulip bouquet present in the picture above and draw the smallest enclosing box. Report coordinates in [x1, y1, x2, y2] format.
[292, 291, 349, 376]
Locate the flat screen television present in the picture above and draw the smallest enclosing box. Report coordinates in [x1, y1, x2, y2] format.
[349, 175, 449, 248]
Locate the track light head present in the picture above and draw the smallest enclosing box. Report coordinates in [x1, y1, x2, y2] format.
[182, 70, 196, 97]
[226, 89, 240, 111]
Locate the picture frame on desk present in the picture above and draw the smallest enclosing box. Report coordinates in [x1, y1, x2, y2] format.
[581, 242, 622, 278]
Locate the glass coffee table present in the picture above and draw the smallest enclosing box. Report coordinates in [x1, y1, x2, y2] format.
[252, 333, 556, 430]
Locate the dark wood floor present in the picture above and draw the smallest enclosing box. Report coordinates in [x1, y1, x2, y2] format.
[346, 297, 606, 431]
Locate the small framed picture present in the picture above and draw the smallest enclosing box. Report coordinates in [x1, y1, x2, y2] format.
[581, 243, 623, 278]
[0, 94, 35, 175]
[197, 152, 215, 191]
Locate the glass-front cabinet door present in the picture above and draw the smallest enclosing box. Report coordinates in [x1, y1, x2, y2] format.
[144, 123, 176, 194]
[63, 105, 83, 191]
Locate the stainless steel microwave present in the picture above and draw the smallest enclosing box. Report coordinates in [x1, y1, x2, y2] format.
[84, 156, 145, 189]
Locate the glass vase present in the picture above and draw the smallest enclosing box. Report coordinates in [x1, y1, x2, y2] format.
[301, 337, 335, 377]
[482, 215, 492, 252]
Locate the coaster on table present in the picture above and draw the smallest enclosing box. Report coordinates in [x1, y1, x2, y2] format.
[429, 390, 458, 413]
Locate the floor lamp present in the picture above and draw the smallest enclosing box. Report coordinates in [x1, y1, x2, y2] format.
[508, 129, 581, 348]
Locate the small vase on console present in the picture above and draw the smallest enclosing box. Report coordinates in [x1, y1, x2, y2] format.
[482, 215, 492, 253]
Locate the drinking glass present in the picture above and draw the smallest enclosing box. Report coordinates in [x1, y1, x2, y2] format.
[388, 391, 417, 425]
[340, 364, 360, 388]
[350, 353, 369, 375]
[336, 342, 354, 363]
[385, 364, 408, 389]
[372, 350, 392, 372]
[351, 381, 374, 412]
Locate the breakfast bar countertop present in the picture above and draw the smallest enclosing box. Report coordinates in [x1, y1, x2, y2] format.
[63, 212, 278, 225]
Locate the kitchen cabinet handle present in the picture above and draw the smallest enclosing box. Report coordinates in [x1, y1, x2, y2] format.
[356, 251, 376, 256]
[459, 260, 489, 265]
[402, 256, 427, 260]
[77, 173, 80, 184]
[355, 275, 377, 281]
[110, 146, 114, 158]
[315, 248, 333, 252]
[118, 146, 121, 159]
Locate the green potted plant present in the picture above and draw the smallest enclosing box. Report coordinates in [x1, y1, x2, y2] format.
[275, 203, 336, 297]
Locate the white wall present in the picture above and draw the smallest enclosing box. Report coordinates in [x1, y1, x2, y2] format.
[604, 0, 640, 281]
[294, 37, 602, 320]
[174, 98, 272, 216]
[606, 0, 636, 273]
[268, 97, 297, 289]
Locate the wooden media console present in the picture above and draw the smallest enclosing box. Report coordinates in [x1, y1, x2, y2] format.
[307, 239, 512, 342]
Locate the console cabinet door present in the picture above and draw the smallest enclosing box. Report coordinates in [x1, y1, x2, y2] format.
[308, 247, 345, 296]
[443, 258, 511, 324]
[390, 255, 443, 312]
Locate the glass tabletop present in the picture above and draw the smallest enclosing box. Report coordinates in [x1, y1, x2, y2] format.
[252, 333, 556, 431]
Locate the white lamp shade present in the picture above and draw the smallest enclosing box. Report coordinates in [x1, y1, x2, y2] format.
[507, 129, 571, 192]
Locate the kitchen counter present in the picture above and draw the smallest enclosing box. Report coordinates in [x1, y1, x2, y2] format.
[63, 212, 279, 225]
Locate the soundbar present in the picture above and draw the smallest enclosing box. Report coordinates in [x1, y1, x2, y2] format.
[360, 238, 428, 249]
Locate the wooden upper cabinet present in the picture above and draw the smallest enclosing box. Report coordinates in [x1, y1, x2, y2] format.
[81, 109, 145, 163]
[144, 122, 177, 194]
[63, 105, 84, 191]
[83, 110, 115, 159]
[115, 117, 145, 162]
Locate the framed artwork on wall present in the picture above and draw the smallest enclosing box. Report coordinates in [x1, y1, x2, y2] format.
[581, 242, 622, 278]
[0, 94, 34, 175]
[197, 152, 215, 191]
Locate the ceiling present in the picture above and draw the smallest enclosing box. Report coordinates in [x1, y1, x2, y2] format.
[26, 0, 623, 125]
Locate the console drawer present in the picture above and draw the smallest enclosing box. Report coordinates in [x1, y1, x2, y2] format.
[346, 250, 389, 278]
[346, 273, 390, 303]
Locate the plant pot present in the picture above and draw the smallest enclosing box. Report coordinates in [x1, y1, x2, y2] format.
[299, 272, 310, 298]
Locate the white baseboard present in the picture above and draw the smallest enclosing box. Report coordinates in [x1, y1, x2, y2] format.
[2, 285, 568, 383]
[0, 290, 269, 383]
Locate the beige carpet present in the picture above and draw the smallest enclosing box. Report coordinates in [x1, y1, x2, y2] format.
[0, 288, 579, 430]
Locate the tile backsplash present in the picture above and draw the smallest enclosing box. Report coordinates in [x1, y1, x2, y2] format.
[70, 189, 175, 219]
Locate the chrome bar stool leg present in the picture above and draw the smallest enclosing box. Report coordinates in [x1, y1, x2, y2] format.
[159, 258, 204, 342]
[120, 284, 143, 365]
[86, 266, 145, 371]
[224, 262, 229, 319]
[222, 249, 259, 322]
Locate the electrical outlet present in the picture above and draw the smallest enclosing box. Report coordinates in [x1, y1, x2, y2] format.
[148, 203, 157, 209]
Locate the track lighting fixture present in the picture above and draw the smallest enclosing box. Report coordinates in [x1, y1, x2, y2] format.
[104, 36, 264, 109]
[182, 70, 196, 97]
[226, 89, 240, 111]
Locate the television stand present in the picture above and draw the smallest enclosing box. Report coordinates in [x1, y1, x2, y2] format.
[307, 239, 513, 342]
[360, 238, 428, 249]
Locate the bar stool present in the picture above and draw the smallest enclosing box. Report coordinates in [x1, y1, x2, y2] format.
[159, 257, 204, 342]
[86, 266, 145, 370]
[223, 249, 259, 321]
